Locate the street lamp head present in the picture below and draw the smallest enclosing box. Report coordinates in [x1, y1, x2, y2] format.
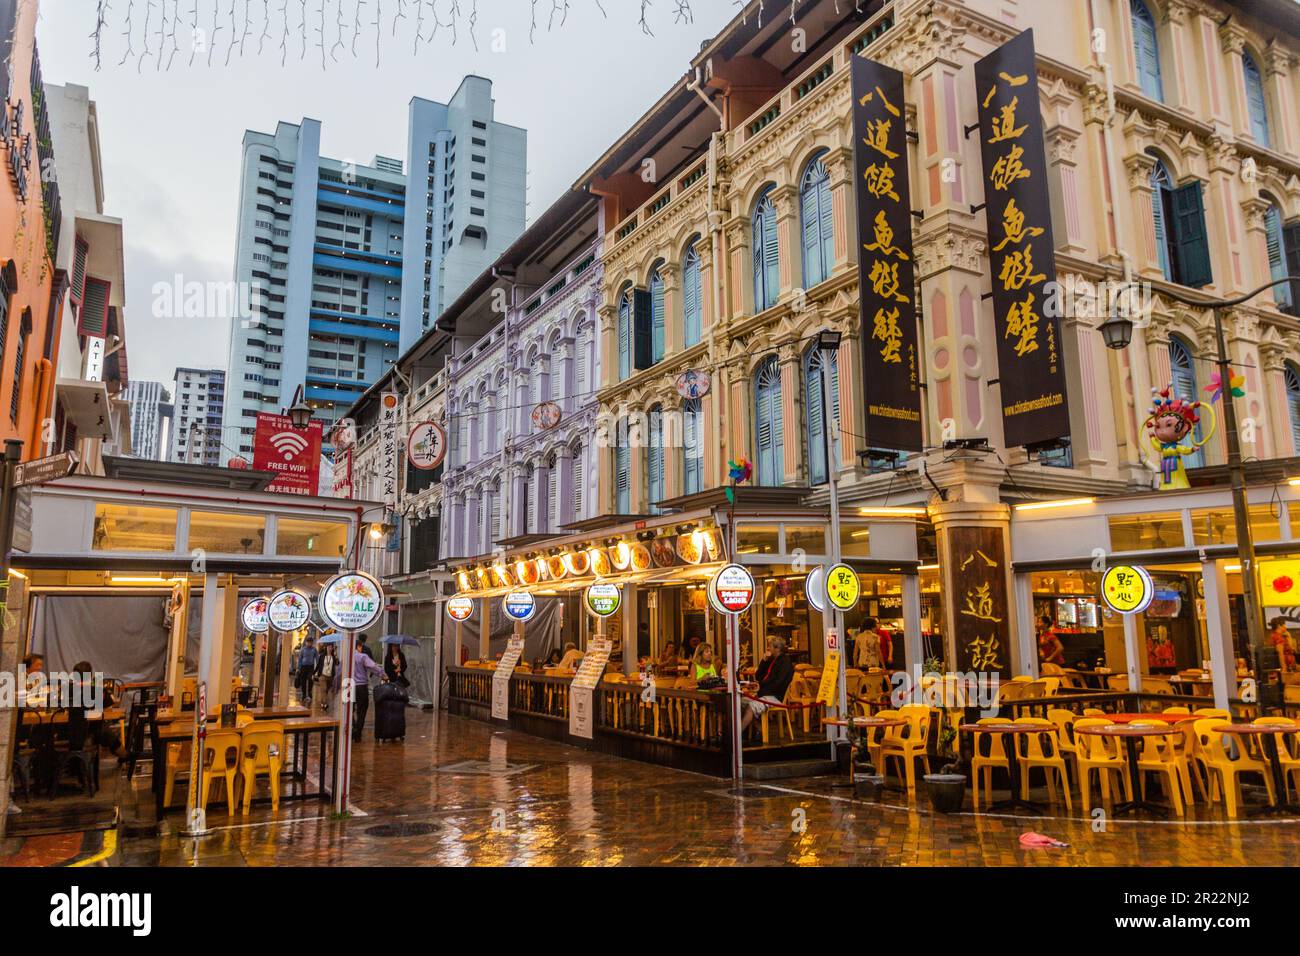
[1099, 312, 1134, 351]
[288, 400, 313, 429]
[816, 329, 843, 354]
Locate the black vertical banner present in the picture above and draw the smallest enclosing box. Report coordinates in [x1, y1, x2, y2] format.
[974, 30, 1072, 449]
[852, 56, 922, 453]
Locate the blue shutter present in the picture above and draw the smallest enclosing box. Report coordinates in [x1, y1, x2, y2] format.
[683, 244, 702, 347]
[648, 407, 664, 512]
[1168, 338, 1205, 469]
[1281, 222, 1300, 318]
[1243, 53, 1270, 147]
[615, 430, 631, 513]
[1171, 181, 1212, 288]
[806, 351, 826, 486]
[1265, 205, 1292, 313]
[650, 268, 666, 362]
[682, 398, 702, 494]
[801, 171, 822, 288]
[633, 287, 653, 370]
[1286, 366, 1300, 453]
[1130, 0, 1164, 102]
[1150, 161, 1174, 281]
[618, 293, 632, 379]
[753, 191, 779, 311]
[755, 358, 784, 486]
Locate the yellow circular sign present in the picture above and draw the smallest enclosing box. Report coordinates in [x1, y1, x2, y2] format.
[1101, 565, 1154, 615]
[825, 564, 860, 611]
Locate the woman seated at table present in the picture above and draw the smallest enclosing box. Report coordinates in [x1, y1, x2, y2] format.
[558, 642, 583, 670]
[545, 648, 564, 667]
[657, 641, 680, 670]
[687, 643, 719, 684]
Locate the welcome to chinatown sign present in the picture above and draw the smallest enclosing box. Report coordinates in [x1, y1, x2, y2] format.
[252, 413, 324, 495]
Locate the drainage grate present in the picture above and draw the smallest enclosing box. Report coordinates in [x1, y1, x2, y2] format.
[710, 786, 789, 800]
[364, 822, 442, 838]
[434, 760, 538, 777]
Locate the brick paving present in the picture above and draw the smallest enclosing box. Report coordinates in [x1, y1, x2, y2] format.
[6, 707, 1298, 866]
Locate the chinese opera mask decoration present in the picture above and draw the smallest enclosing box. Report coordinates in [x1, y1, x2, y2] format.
[1144, 387, 1217, 491]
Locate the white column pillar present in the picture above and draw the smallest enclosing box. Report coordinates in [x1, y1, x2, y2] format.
[902, 574, 923, 673]
[1202, 560, 1235, 710]
[1122, 612, 1141, 695]
[1013, 573, 1038, 679]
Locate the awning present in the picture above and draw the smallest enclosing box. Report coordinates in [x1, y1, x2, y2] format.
[56, 378, 116, 440]
[11, 552, 346, 575]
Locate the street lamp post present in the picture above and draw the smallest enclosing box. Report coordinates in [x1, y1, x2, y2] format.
[1102, 275, 1300, 666]
[815, 330, 848, 745]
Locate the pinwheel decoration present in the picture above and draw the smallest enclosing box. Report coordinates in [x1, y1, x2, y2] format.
[1204, 370, 1245, 403]
[725, 456, 753, 504]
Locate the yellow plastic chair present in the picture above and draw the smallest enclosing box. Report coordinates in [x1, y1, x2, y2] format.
[969, 718, 1011, 811]
[1040, 663, 1064, 676]
[1163, 706, 1191, 714]
[1259, 718, 1300, 801]
[163, 739, 191, 808]
[199, 730, 243, 816]
[1193, 718, 1274, 818]
[1074, 717, 1132, 813]
[1107, 673, 1130, 692]
[1038, 677, 1062, 696]
[1130, 721, 1186, 815]
[240, 721, 286, 816]
[1046, 707, 1079, 779]
[1011, 675, 1034, 683]
[997, 681, 1026, 704]
[1082, 707, 1107, 717]
[1016, 717, 1072, 810]
[878, 704, 932, 797]
[758, 682, 797, 744]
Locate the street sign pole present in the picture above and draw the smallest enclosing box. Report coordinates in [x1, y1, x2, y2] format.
[821, 360, 848, 745]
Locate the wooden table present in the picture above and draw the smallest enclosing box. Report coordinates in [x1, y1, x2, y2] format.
[959, 723, 1051, 814]
[154, 705, 310, 724]
[1073, 723, 1178, 817]
[1213, 722, 1300, 817]
[1103, 712, 1199, 724]
[152, 716, 339, 816]
[827, 715, 907, 789]
[21, 706, 124, 726]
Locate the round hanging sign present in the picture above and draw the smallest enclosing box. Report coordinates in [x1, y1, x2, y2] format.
[268, 588, 311, 632]
[408, 421, 447, 471]
[241, 596, 270, 634]
[674, 369, 711, 400]
[806, 566, 826, 614]
[502, 590, 537, 623]
[530, 401, 563, 431]
[585, 583, 622, 618]
[446, 596, 474, 622]
[318, 571, 384, 631]
[1101, 565, 1154, 615]
[825, 564, 861, 612]
[708, 564, 756, 616]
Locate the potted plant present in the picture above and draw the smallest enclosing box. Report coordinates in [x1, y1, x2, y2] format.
[923, 723, 967, 813]
[849, 723, 885, 801]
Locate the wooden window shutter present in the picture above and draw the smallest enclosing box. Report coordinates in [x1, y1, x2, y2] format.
[1282, 222, 1300, 318]
[79, 277, 111, 337]
[633, 287, 653, 371]
[71, 236, 89, 305]
[1171, 181, 1212, 288]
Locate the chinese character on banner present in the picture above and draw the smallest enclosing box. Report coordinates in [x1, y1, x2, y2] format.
[379, 392, 400, 509]
[974, 29, 1072, 451]
[948, 527, 1011, 678]
[252, 413, 324, 495]
[851, 56, 923, 453]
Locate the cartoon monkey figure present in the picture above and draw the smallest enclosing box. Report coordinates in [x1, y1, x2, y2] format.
[1144, 387, 1217, 491]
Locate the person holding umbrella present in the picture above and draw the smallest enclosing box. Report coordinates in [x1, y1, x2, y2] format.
[382, 636, 414, 688]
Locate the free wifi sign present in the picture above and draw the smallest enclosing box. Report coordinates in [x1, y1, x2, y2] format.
[253, 412, 324, 495]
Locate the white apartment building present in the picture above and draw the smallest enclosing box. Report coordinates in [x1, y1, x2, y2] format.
[169, 367, 226, 466]
[223, 76, 526, 455]
[125, 379, 171, 461]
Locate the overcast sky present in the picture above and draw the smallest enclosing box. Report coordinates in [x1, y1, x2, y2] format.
[36, 1, 736, 386]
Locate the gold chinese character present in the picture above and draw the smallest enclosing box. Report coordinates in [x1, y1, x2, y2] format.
[989, 144, 1031, 191]
[960, 583, 1003, 623]
[868, 260, 909, 304]
[863, 162, 900, 202]
[872, 307, 903, 364]
[968, 634, 1004, 671]
[981, 71, 1030, 110]
[1004, 292, 1041, 357]
[863, 118, 899, 160]
[987, 95, 1028, 144]
[991, 198, 1045, 252]
[998, 244, 1047, 291]
[959, 550, 998, 571]
[863, 210, 909, 260]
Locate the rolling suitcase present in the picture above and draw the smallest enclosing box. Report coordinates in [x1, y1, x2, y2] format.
[372, 681, 409, 742]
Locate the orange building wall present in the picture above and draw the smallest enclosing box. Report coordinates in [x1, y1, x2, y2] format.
[0, 0, 60, 462]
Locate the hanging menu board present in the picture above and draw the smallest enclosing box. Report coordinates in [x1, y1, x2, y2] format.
[973, 29, 1071, 449]
[569, 639, 613, 740]
[851, 55, 923, 452]
[491, 637, 526, 720]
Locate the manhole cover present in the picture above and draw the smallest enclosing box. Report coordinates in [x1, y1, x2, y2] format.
[364, 822, 441, 838]
[711, 786, 788, 800]
[434, 760, 537, 777]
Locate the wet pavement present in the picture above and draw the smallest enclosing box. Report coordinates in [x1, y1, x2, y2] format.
[6, 707, 1299, 866]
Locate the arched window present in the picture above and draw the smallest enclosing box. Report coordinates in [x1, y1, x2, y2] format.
[647, 405, 665, 513]
[1150, 157, 1175, 281]
[752, 187, 780, 312]
[614, 419, 631, 514]
[805, 344, 841, 486]
[1168, 336, 1205, 469]
[682, 397, 703, 495]
[1130, 0, 1164, 101]
[617, 287, 633, 379]
[754, 356, 784, 487]
[648, 263, 666, 363]
[1264, 203, 1292, 314]
[682, 240, 702, 348]
[1286, 365, 1300, 453]
[800, 153, 835, 288]
[1243, 51, 1271, 147]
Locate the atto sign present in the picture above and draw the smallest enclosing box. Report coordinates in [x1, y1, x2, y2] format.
[267, 589, 311, 632]
[708, 564, 756, 615]
[407, 421, 447, 471]
[446, 596, 474, 622]
[1101, 565, 1154, 615]
[253, 412, 324, 496]
[502, 590, 537, 623]
[318, 571, 385, 631]
[585, 583, 622, 618]
[241, 596, 270, 633]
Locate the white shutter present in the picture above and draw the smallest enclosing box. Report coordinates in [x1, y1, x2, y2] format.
[546, 466, 557, 532]
[576, 329, 590, 397]
[573, 450, 585, 520]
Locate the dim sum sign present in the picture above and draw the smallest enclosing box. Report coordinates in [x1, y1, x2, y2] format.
[1101, 566, 1154, 615]
[319, 571, 385, 631]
